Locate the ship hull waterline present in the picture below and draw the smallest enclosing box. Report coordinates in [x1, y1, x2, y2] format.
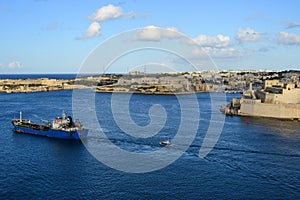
[12, 125, 88, 140]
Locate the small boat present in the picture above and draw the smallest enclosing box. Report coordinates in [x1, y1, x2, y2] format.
[12, 111, 88, 140]
[160, 140, 171, 146]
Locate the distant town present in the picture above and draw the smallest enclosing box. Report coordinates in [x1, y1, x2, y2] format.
[0, 70, 299, 94]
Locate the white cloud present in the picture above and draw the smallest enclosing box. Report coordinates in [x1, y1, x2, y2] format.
[89, 4, 124, 22]
[277, 32, 300, 45]
[78, 4, 123, 39]
[0, 63, 3, 68]
[190, 34, 242, 58]
[85, 22, 101, 38]
[192, 34, 230, 48]
[8, 61, 23, 69]
[81, 4, 145, 39]
[133, 25, 182, 41]
[236, 27, 260, 42]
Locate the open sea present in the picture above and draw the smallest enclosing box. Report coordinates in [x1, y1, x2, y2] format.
[0, 74, 299, 199]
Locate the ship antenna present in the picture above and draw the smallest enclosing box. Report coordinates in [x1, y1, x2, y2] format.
[20, 111, 22, 122]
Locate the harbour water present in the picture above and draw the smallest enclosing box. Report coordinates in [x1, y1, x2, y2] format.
[0, 87, 299, 199]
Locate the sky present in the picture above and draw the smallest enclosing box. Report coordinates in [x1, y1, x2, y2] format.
[0, 0, 300, 73]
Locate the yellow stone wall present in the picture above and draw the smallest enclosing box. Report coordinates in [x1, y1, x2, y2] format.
[240, 102, 300, 119]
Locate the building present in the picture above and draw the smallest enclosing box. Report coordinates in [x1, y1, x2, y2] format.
[222, 80, 300, 120]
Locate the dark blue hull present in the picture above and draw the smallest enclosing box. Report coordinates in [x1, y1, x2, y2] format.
[13, 125, 88, 140]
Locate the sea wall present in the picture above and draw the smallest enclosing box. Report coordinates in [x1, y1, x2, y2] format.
[278, 89, 300, 104]
[239, 102, 300, 119]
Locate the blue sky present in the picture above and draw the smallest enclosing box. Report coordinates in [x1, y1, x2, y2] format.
[0, 0, 300, 73]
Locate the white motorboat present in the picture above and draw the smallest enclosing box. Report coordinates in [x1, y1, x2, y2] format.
[160, 140, 171, 146]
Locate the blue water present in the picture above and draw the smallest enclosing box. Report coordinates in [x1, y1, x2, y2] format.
[0, 90, 299, 199]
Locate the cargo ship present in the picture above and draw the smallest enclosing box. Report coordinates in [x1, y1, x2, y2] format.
[12, 111, 88, 139]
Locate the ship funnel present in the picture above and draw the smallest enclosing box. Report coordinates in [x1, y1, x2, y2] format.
[62, 110, 66, 120]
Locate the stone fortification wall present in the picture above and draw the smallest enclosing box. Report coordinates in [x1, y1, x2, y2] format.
[255, 88, 300, 104]
[239, 102, 300, 119]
